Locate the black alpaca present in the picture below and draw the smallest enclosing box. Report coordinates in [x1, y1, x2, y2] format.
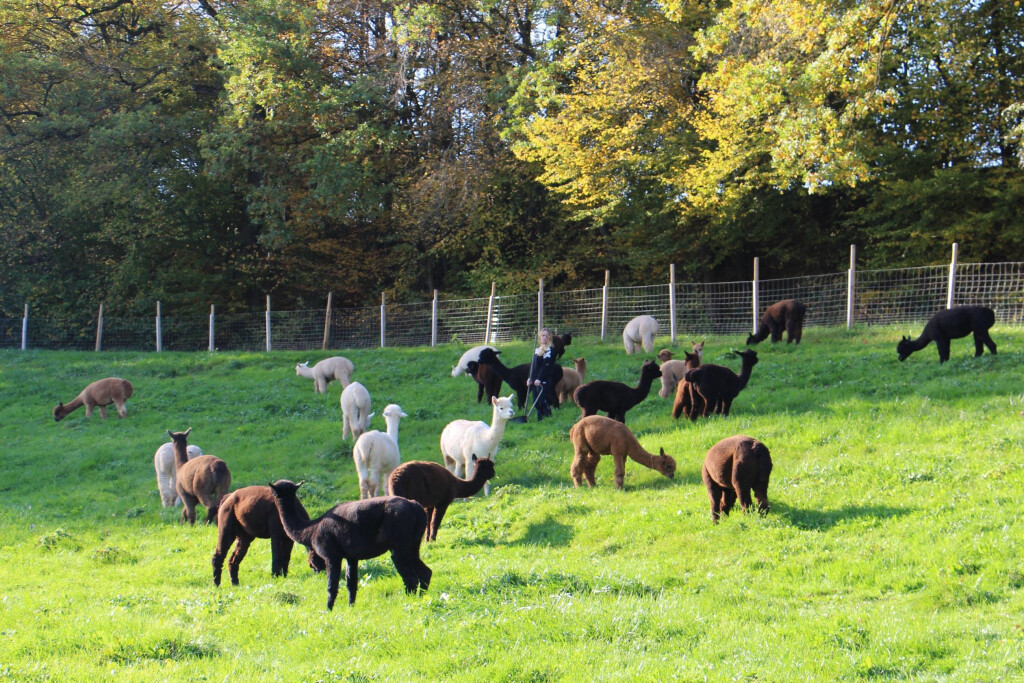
[477, 347, 563, 409]
[212, 485, 325, 587]
[389, 455, 496, 541]
[684, 349, 758, 419]
[897, 306, 997, 363]
[572, 360, 661, 424]
[466, 360, 503, 404]
[550, 332, 573, 361]
[268, 480, 431, 610]
[747, 299, 807, 345]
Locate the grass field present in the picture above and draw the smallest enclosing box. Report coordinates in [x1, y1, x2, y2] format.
[0, 325, 1022, 681]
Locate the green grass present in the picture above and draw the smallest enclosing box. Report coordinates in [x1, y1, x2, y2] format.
[1, 326, 1022, 681]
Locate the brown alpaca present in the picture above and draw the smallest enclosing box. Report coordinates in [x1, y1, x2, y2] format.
[702, 435, 772, 523]
[168, 428, 231, 525]
[670, 351, 705, 419]
[212, 485, 325, 586]
[53, 377, 133, 421]
[660, 351, 701, 399]
[555, 358, 587, 405]
[657, 349, 674, 362]
[569, 415, 676, 489]
[747, 299, 806, 345]
[388, 456, 496, 541]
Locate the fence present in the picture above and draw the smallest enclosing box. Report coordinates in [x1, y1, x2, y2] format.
[2, 245, 1022, 352]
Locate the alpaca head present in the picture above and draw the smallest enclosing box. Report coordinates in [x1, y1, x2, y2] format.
[477, 347, 500, 365]
[657, 349, 674, 362]
[269, 479, 303, 501]
[897, 336, 913, 361]
[167, 427, 193, 444]
[640, 360, 662, 381]
[295, 362, 310, 375]
[466, 360, 480, 378]
[691, 340, 705, 356]
[52, 402, 66, 422]
[491, 394, 516, 421]
[745, 333, 758, 345]
[733, 349, 759, 367]
[657, 448, 677, 479]
[683, 351, 700, 369]
[382, 404, 408, 423]
[470, 454, 496, 481]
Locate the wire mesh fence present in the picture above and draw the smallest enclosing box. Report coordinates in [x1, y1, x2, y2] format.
[3, 260, 1022, 352]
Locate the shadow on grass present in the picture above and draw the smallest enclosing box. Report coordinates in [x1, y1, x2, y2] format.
[513, 518, 575, 547]
[775, 502, 913, 530]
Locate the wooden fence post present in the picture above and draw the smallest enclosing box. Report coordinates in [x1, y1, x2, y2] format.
[265, 296, 272, 352]
[380, 292, 387, 348]
[485, 282, 496, 344]
[431, 289, 438, 347]
[947, 242, 959, 309]
[95, 303, 104, 352]
[669, 263, 677, 343]
[751, 258, 760, 335]
[601, 270, 609, 341]
[21, 304, 28, 351]
[322, 292, 333, 350]
[208, 305, 215, 352]
[847, 245, 857, 329]
[156, 301, 163, 352]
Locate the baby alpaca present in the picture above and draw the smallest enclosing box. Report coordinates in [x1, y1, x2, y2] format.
[747, 299, 806, 345]
[702, 435, 772, 523]
[658, 351, 700, 398]
[53, 377, 133, 421]
[340, 381, 373, 441]
[167, 428, 232, 525]
[154, 441, 203, 507]
[555, 358, 587, 406]
[389, 456, 496, 541]
[352, 404, 407, 498]
[296, 356, 354, 393]
[897, 305, 997, 363]
[569, 415, 676, 489]
[269, 479, 431, 610]
[622, 315, 659, 354]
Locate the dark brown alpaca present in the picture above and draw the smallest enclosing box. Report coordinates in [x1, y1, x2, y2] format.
[212, 485, 325, 586]
[747, 299, 806, 345]
[53, 377, 133, 421]
[897, 305, 997, 363]
[702, 435, 772, 523]
[388, 456, 496, 541]
[670, 351, 704, 420]
[466, 360, 503, 404]
[269, 480, 431, 610]
[168, 428, 231, 525]
[573, 360, 661, 424]
[683, 350, 758, 419]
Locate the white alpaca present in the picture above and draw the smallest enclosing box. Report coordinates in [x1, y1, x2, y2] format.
[622, 315, 659, 354]
[352, 404, 407, 499]
[295, 356, 354, 393]
[657, 359, 689, 398]
[153, 442, 203, 507]
[451, 345, 497, 378]
[440, 394, 515, 496]
[340, 382, 373, 441]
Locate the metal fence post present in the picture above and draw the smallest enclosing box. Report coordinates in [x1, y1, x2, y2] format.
[322, 292, 333, 350]
[431, 289, 438, 347]
[95, 303, 104, 352]
[752, 258, 760, 335]
[380, 292, 387, 348]
[669, 263, 677, 343]
[21, 304, 28, 351]
[156, 301, 163, 352]
[208, 305, 215, 351]
[265, 296, 272, 352]
[847, 245, 856, 329]
[947, 242, 959, 309]
[538, 278, 544, 334]
[485, 282, 495, 344]
[601, 270, 609, 341]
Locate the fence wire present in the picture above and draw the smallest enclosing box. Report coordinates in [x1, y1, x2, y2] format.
[4, 262, 1022, 352]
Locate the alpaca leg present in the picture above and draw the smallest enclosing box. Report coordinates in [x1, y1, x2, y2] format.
[980, 331, 997, 355]
[179, 492, 198, 525]
[584, 454, 600, 487]
[936, 337, 951, 363]
[325, 560, 342, 610]
[274, 535, 295, 577]
[768, 318, 782, 343]
[416, 559, 432, 591]
[343, 416, 351, 440]
[157, 471, 174, 507]
[721, 398, 733, 417]
[345, 559, 360, 606]
[116, 401, 127, 418]
[702, 468, 723, 522]
[390, 549, 424, 595]
[624, 335, 635, 355]
[98, 405, 108, 419]
[734, 475, 753, 513]
[721, 489, 737, 516]
[228, 533, 253, 585]
[570, 449, 589, 487]
[612, 455, 626, 489]
[84, 403, 94, 418]
[429, 505, 449, 542]
[642, 332, 654, 354]
[753, 484, 770, 516]
[212, 524, 236, 586]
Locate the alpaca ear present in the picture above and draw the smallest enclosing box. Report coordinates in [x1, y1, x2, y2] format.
[183, 427, 192, 438]
[659, 448, 666, 456]
[296, 480, 305, 489]
[472, 454, 478, 463]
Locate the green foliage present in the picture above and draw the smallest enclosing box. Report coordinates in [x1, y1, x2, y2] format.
[0, 328, 1023, 677]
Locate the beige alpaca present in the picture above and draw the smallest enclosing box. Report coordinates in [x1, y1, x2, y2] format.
[569, 415, 676, 489]
[53, 377, 133, 421]
[555, 358, 587, 405]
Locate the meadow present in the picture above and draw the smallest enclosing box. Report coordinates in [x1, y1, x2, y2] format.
[0, 326, 1022, 681]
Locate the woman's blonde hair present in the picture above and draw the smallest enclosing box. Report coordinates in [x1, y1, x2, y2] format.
[536, 327, 553, 355]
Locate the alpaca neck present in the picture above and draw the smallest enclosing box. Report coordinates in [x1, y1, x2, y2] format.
[486, 358, 514, 384]
[751, 324, 770, 342]
[627, 443, 659, 470]
[171, 440, 190, 470]
[736, 359, 755, 392]
[385, 418, 401, 443]
[296, 365, 315, 379]
[454, 470, 490, 497]
[575, 362, 586, 382]
[273, 496, 318, 546]
[907, 333, 932, 351]
[633, 373, 656, 400]
[58, 397, 84, 418]
[486, 407, 509, 442]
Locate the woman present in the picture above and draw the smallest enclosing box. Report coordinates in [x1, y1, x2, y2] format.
[528, 328, 563, 421]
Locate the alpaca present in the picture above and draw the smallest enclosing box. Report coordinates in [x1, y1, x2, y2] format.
[550, 332, 573, 361]
[657, 349, 674, 362]
[658, 351, 700, 398]
[897, 305, 997, 363]
[622, 315, 659, 354]
[747, 299, 806, 345]
[670, 352, 706, 420]
[269, 479, 431, 610]
[295, 356, 354, 393]
[573, 360, 661, 423]
[569, 415, 677, 489]
[683, 349, 758, 419]
[702, 435, 772, 523]
[555, 357, 587, 405]
[466, 360, 504, 404]
[476, 347, 551, 410]
[154, 441, 203, 507]
[451, 345, 497, 377]
[167, 428, 232, 525]
[388, 456, 496, 541]
[440, 394, 515, 496]
[691, 340, 705, 363]
[53, 377, 133, 421]
[212, 485, 325, 586]
[340, 381, 373, 441]
[352, 404, 407, 499]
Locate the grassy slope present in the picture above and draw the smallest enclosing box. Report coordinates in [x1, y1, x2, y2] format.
[0, 326, 1022, 681]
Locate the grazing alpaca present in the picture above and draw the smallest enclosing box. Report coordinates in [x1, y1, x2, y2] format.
[622, 315, 659, 354]
[658, 351, 701, 398]
[702, 435, 772, 523]
[154, 441, 203, 507]
[476, 347, 546, 410]
[388, 456, 496, 541]
[573, 360, 661, 424]
[569, 415, 676, 489]
[550, 332, 573, 361]
[340, 381, 373, 441]
[466, 360, 504, 404]
[295, 356, 354, 393]
[440, 394, 515, 496]
[747, 299, 806, 345]
[53, 377, 133, 421]
[683, 349, 758, 419]
[269, 479, 431, 610]
[352, 404, 407, 499]
[555, 358, 587, 406]
[451, 345, 497, 377]
[167, 428, 232, 525]
[897, 305, 997, 363]
[212, 485, 325, 586]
